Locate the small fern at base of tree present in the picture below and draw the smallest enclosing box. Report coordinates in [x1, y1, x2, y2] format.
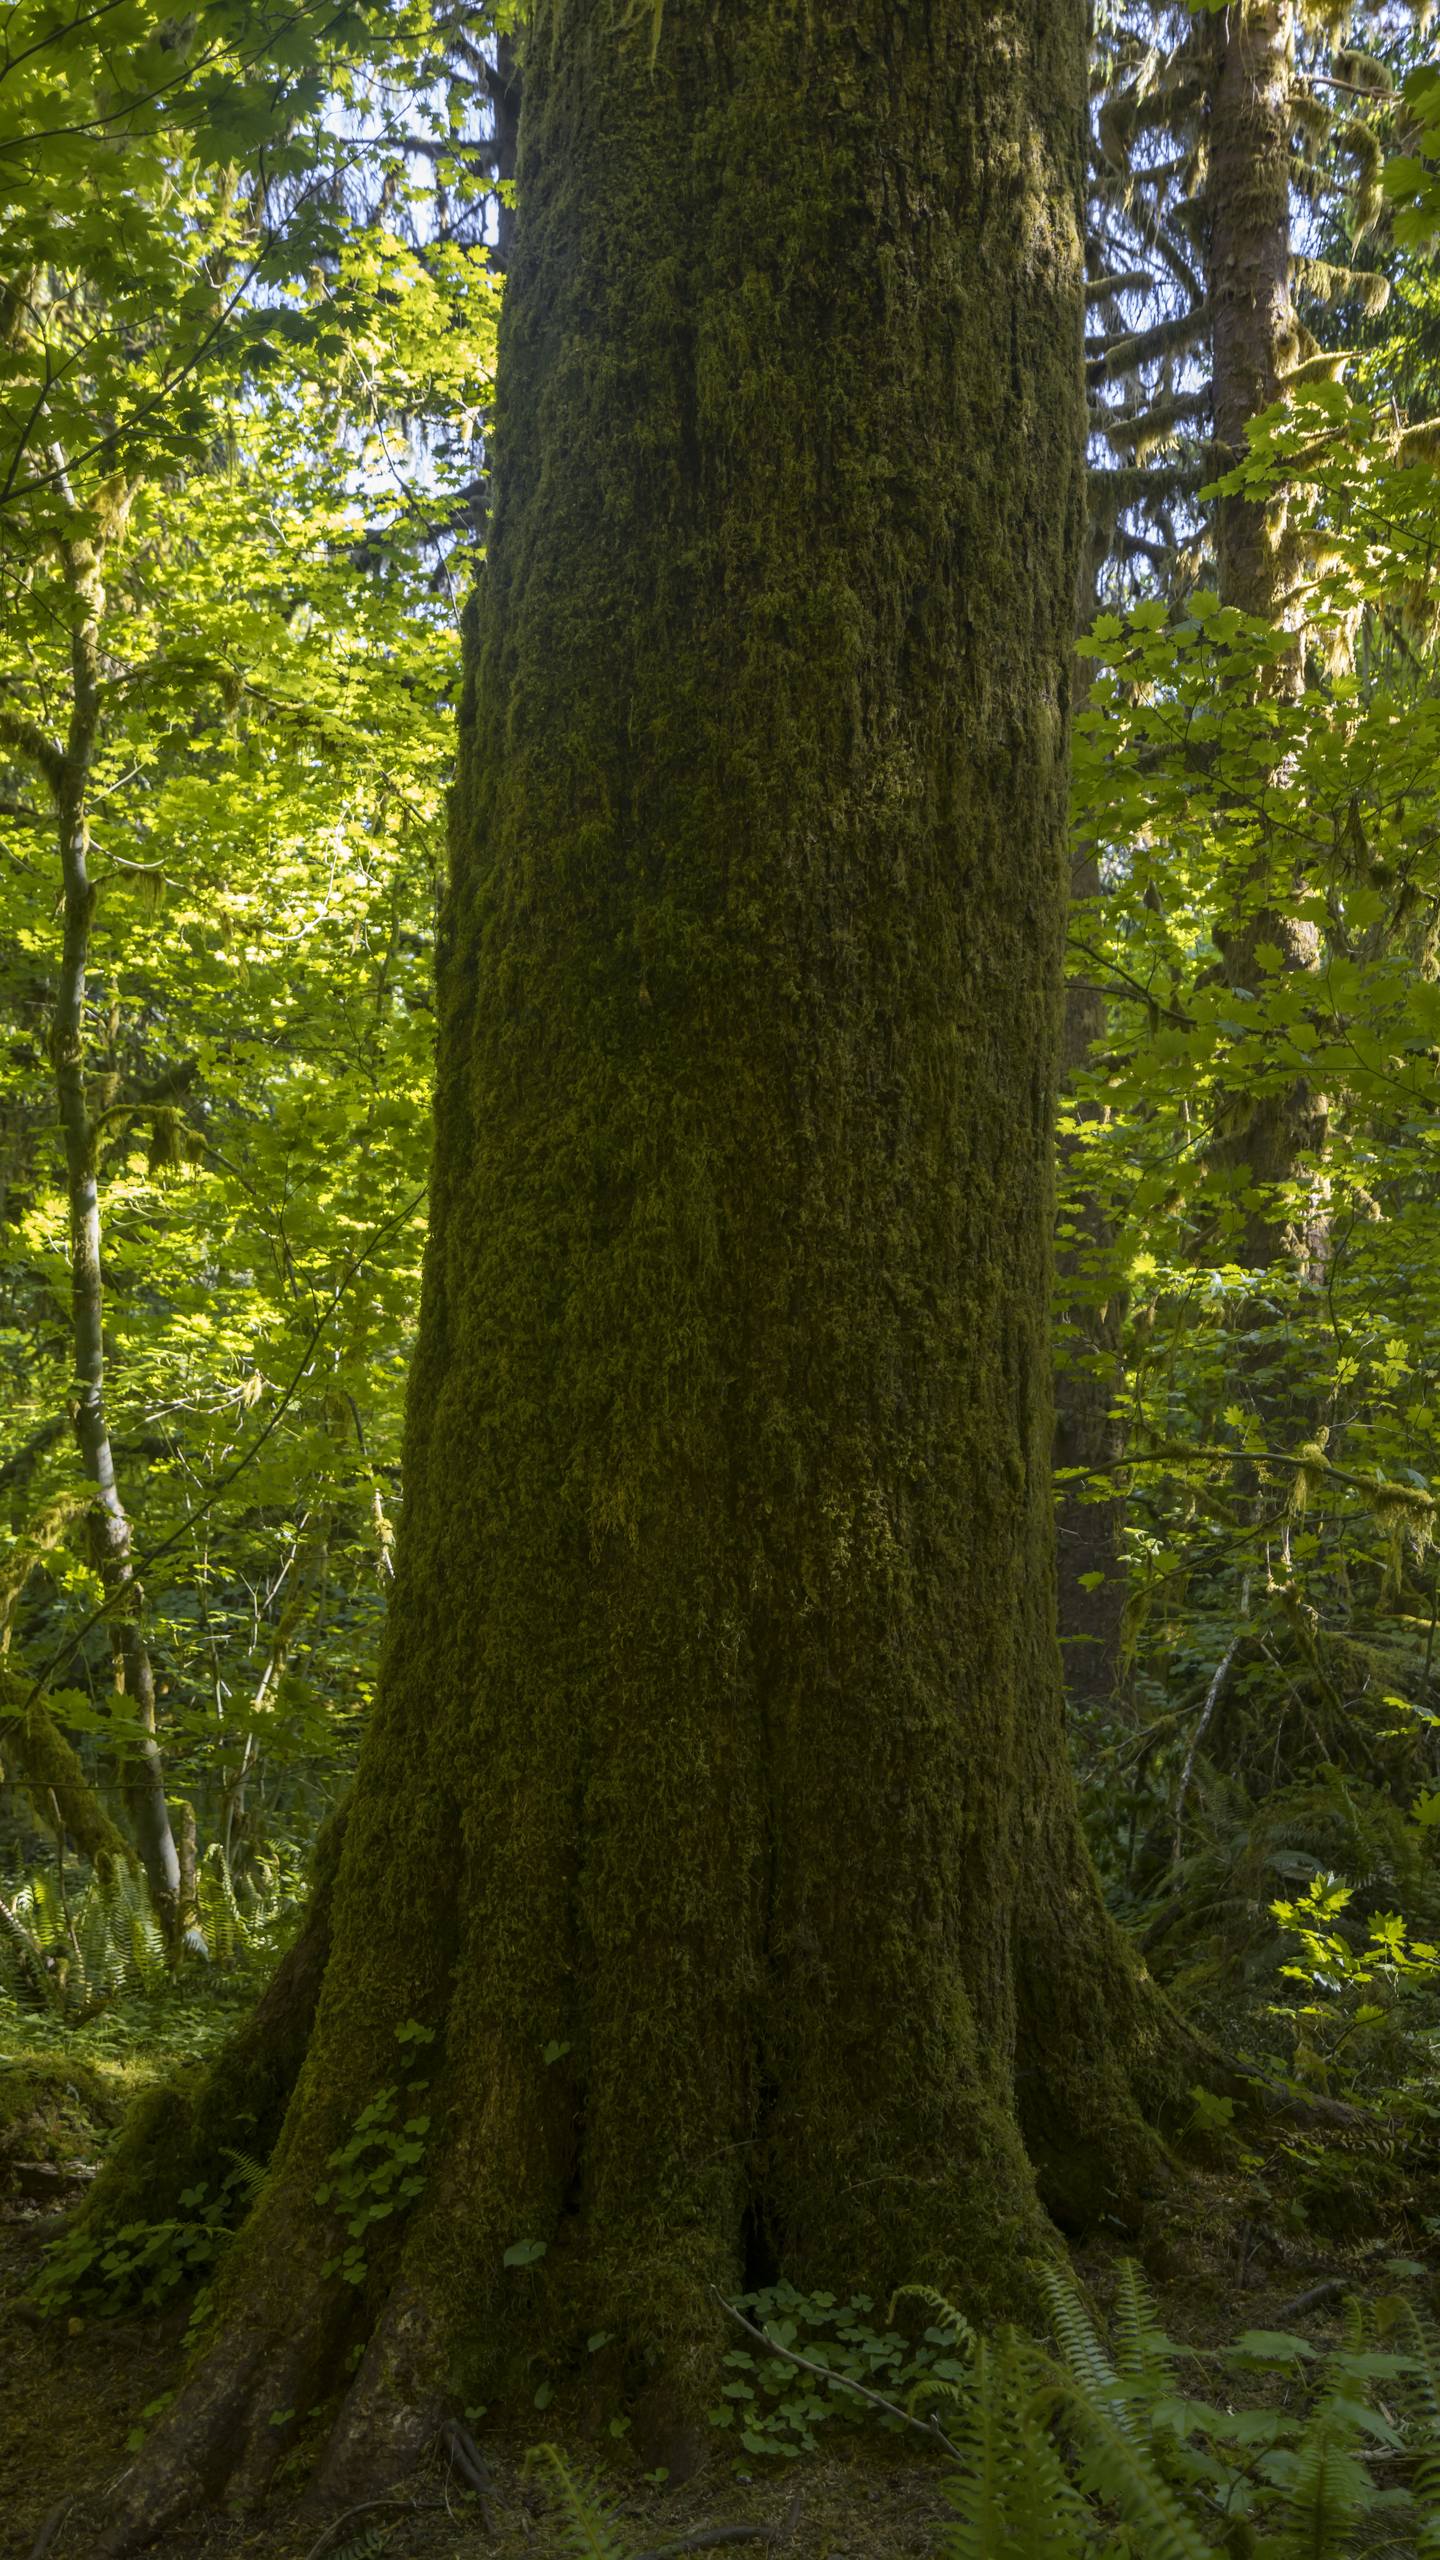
[527, 2265, 1440, 2560]
[931, 2260, 1432, 2560]
[532, 2444, 635, 2560]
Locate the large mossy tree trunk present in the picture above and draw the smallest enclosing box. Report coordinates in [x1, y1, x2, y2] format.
[100, 3, 1172, 2541]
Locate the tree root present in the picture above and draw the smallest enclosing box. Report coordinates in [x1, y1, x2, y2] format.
[95, 2273, 356, 2557]
[633, 2489, 804, 2560]
[311, 2279, 448, 2508]
[438, 2420, 498, 2531]
[95, 2326, 275, 2557]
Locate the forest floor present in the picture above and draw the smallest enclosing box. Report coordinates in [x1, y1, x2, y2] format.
[1, 2025, 1430, 2560]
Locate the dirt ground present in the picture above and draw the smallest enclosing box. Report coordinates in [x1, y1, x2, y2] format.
[1, 2051, 1427, 2560]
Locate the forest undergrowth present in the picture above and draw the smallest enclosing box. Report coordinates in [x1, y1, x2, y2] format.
[5, 2024, 1440, 2560]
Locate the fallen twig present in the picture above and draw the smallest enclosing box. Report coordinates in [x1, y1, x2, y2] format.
[26, 2501, 70, 2560]
[1275, 2276, 1349, 2321]
[712, 2287, 963, 2462]
[634, 2483, 804, 2560]
[1230, 2060, 1370, 2131]
[633, 2532, 775, 2559]
[301, 2494, 441, 2560]
[441, 2416, 497, 2532]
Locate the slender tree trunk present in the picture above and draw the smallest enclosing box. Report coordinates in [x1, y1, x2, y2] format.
[49, 489, 184, 1942]
[486, 30, 521, 273]
[98, 7, 1174, 2542]
[1202, 0, 1327, 1277]
[220, 1519, 330, 1864]
[1208, 2, 1296, 628]
[0, 472, 184, 1934]
[1054, 564, 1127, 1709]
[1054, 893, 1128, 1707]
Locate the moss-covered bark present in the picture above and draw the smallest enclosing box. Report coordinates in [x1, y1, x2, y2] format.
[98, 4, 1175, 2541]
[0, 1668, 133, 1882]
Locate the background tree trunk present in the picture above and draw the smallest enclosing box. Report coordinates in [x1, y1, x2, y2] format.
[0, 478, 187, 1939]
[1203, 0, 1328, 1278]
[99, 5, 1172, 2541]
[1054, 562, 1127, 1712]
[1207, 1, 1297, 628]
[51, 505, 184, 1942]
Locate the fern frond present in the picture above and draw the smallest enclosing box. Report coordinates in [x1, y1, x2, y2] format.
[1395, 2296, 1440, 2434]
[1040, 2262, 1132, 2435]
[0, 1850, 181, 2017]
[1048, 2377, 1215, 2560]
[1276, 2392, 1373, 2560]
[127, 1889, 167, 1991]
[534, 2444, 633, 2560]
[944, 2334, 1096, 2560]
[197, 1844, 256, 1969]
[890, 2281, 979, 2354]
[218, 2145, 269, 2202]
[1392, 2299, 1440, 2539]
[938, 2341, 1014, 2560]
[1005, 2398, 1094, 2559]
[1113, 2258, 1177, 2396]
[328, 2528, 396, 2560]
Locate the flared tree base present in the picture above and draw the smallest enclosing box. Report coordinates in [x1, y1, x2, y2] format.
[89, 1857, 1181, 2557]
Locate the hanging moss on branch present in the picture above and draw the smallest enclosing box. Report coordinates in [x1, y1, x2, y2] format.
[93, 3, 1181, 2545]
[0, 1671, 134, 1884]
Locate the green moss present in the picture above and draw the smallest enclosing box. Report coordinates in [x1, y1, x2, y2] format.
[70, 1804, 347, 2241]
[0, 2052, 128, 2147]
[0, 1665, 134, 1880]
